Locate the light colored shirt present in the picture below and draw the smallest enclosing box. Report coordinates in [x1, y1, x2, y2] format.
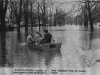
[34, 34, 43, 44]
[27, 34, 33, 44]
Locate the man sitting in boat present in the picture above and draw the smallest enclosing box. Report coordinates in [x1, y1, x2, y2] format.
[40, 29, 52, 44]
[34, 32, 43, 44]
[27, 33, 34, 44]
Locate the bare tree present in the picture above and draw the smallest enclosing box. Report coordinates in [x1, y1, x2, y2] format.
[35, 0, 53, 27]
[0, 0, 8, 32]
[28, 0, 37, 32]
[67, 0, 100, 30]
[33, 1, 41, 30]
[23, 0, 29, 34]
[10, 0, 23, 32]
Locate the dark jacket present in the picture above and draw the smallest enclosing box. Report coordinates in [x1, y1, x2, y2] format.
[41, 32, 52, 43]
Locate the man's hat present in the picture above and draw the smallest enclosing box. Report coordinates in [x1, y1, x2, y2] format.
[43, 29, 48, 33]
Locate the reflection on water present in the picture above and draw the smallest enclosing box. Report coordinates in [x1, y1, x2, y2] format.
[80, 30, 94, 50]
[0, 32, 7, 67]
[17, 32, 21, 43]
[89, 31, 93, 50]
[43, 51, 61, 68]
[1, 25, 100, 74]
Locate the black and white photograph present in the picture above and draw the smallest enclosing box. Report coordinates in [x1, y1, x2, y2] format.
[0, 0, 100, 75]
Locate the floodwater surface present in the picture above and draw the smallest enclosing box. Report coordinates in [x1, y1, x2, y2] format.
[0, 25, 100, 75]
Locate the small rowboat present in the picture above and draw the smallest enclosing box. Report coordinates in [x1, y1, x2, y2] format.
[27, 43, 62, 51]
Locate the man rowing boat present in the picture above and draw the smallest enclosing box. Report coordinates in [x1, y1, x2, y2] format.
[40, 29, 52, 44]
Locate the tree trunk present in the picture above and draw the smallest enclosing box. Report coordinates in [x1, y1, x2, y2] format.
[17, 21, 20, 32]
[54, 11, 57, 26]
[38, 15, 40, 31]
[87, 1, 94, 30]
[31, 3, 33, 32]
[49, 7, 52, 26]
[1, 15, 6, 32]
[38, 3, 40, 31]
[43, 0, 46, 27]
[76, 17, 77, 25]
[0, 0, 8, 32]
[24, 1, 28, 33]
[25, 15, 28, 32]
[13, 0, 22, 32]
[84, 12, 88, 27]
[83, 2, 88, 27]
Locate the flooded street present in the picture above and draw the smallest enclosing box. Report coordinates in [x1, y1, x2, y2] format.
[0, 25, 100, 75]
